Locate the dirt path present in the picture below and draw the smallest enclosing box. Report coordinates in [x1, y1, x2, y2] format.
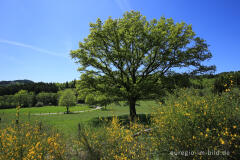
[31, 106, 102, 116]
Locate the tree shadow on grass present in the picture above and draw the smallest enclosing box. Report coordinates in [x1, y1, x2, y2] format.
[89, 114, 152, 127]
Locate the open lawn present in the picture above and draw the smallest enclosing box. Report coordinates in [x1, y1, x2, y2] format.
[0, 104, 91, 114]
[0, 100, 157, 137]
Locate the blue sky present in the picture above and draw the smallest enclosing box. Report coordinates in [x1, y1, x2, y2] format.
[0, 0, 239, 82]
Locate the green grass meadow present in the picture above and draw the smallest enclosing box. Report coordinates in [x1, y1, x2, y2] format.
[0, 100, 157, 137]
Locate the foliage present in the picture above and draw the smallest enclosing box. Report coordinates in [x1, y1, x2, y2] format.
[84, 94, 96, 106]
[55, 79, 77, 90]
[0, 82, 59, 96]
[58, 89, 77, 114]
[0, 95, 16, 109]
[75, 118, 153, 159]
[36, 92, 58, 106]
[151, 88, 240, 159]
[76, 74, 116, 107]
[14, 90, 34, 107]
[0, 79, 34, 86]
[0, 122, 66, 160]
[214, 71, 240, 93]
[71, 10, 215, 119]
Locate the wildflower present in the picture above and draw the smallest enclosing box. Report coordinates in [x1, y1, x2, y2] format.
[219, 138, 225, 145]
[26, 132, 30, 137]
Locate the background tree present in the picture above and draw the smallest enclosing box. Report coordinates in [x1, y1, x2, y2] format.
[58, 89, 77, 114]
[76, 74, 117, 107]
[14, 90, 34, 107]
[70, 11, 215, 120]
[85, 94, 97, 106]
[36, 92, 58, 106]
[95, 94, 112, 110]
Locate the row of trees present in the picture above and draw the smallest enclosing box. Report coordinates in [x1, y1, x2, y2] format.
[0, 90, 35, 108]
[0, 90, 68, 109]
[1, 71, 238, 110]
[0, 88, 81, 115]
[0, 72, 194, 109]
[0, 80, 77, 96]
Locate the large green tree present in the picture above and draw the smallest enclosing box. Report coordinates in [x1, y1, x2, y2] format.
[71, 11, 215, 120]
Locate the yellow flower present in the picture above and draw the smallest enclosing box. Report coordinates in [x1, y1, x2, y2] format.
[233, 125, 237, 129]
[206, 128, 210, 132]
[225, 88, 230, 92]
[219, 138, 225, 145]
[26, 132, 30, 137]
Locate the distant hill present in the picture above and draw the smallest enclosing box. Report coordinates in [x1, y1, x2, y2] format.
[0, 80, 34, 86]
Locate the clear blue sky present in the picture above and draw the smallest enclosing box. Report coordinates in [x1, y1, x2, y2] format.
[0, 0, 239, 83]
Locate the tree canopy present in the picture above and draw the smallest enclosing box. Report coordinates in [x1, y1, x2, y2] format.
[58, 89, 77, 114]
[71, 11, 215, 120]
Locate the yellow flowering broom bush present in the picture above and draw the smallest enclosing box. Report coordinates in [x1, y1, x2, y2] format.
[75, 117, 154, 160]
[0, 122, 66, 160]
[152, 87, 240, 159]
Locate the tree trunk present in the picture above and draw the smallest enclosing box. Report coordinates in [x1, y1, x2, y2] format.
[67, 106, 69, 114]
[129, 99, 137, 121]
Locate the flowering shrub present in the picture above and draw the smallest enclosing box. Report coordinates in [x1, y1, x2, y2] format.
[75, 117, 153, 160]
[152, 88, 240, 159]
[0, 122, 66, 160]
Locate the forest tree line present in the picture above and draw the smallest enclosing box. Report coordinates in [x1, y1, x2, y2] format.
[0, 71, 240, 109]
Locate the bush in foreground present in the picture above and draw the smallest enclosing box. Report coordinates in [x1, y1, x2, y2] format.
[75, 117, 153, 160]
[152, 88, 240, 159]
[0, 122, 66, 160]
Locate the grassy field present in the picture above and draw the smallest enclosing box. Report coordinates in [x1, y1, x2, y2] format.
[0, 100, 157, 137]
[0, 104, 90, 114]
